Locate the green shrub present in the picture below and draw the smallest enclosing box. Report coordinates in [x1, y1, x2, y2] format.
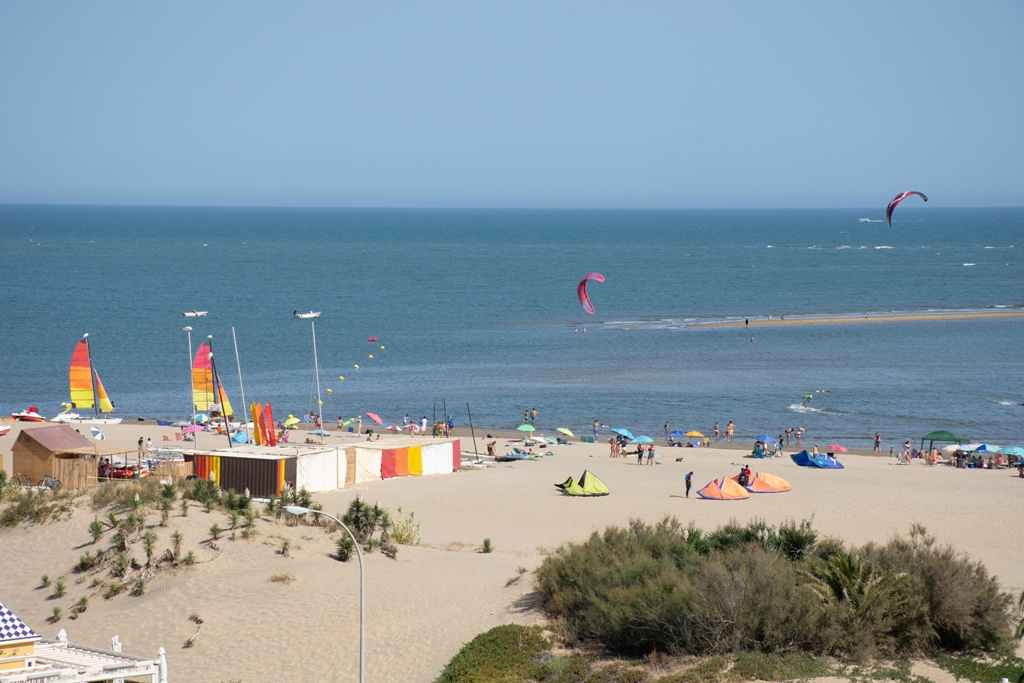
[335, 535, 355, 562]
[88, 518, 104, 543]
[41, 574, 50, 588]
[53, 579, 67, 598]
[391, 506, 420, 545]
[435, 624, 549, 683]
[859, 525, 1013, 653]
[535, 518, 1014, 661]
[482, 538, 493, 554]
[90, 479, 163, 509]
[49, 606, 62, 623]
[210, 523, 223, 541]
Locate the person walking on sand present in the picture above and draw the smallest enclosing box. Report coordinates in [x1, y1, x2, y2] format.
[685, 471, 693, 497]
[647, 444, 656, 465]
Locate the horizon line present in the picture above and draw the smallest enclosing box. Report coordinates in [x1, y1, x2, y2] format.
[3, 201, 1023, 212]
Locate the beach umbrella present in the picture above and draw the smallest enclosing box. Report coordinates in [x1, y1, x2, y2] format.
[669, 430, 687, 436]
[365, 412, 384, 426]
[388, 425, 403, 432]
[632, 435, 654, 443]
[516, 423, 535, 432]
[755, 434, 776, 443]
[90, 426, 105, 440]
[193, 413, 209, 423]
[310, 429, 332, 436]
[182, 425, 204, 434]
[960, 443, 984, 452]
[972, 443, 1000, 452]
[996, 446, 1024, 457]
[284, 415, 300, 427]
[685, 431, 704, 438]
[556, 427, 575, 437]
[942, 444, 960, 453]
[611, 428, 634, 440]
[828, 443, 848, 453]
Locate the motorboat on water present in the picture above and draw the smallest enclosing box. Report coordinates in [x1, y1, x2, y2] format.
[183, 310, 208, 317]
[12, 406, 46, 422]
[293, 310, 321, 319]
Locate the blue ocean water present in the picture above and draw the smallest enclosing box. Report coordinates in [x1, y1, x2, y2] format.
[2, 204, 1022, 449]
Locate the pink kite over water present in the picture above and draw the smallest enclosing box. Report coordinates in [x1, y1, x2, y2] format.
[577, 272, 605, 314]
[886, 191, 928, 226]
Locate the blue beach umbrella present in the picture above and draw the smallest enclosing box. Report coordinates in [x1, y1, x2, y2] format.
[632, 435, 654, 443]
[755, 434, 776, 443]
[996, 446, 1024, 457]
[611, 428, 634, 440]
[669, 430, 686, 436]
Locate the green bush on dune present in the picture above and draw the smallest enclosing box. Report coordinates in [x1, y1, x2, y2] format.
[535, 518, 1014, 662]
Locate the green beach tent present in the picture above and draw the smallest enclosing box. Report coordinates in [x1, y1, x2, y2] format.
[555, 470, 610, 496]
[920, 430, 967, 453]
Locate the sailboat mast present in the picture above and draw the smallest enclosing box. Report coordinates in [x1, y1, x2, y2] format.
[83, 333, 100, 419]
[311, 319, 323, 445]
[231, 327, 247, 423]
[208, 347, 233, 449]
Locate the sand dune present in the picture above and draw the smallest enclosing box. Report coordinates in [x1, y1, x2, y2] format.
[2, 422, 1022, 681]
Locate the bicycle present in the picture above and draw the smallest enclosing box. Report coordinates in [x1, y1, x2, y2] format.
[11, 474, 33, 488]
[39, 476, 62, 492]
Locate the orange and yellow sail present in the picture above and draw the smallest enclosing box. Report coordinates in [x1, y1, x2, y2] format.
[192, 341, 234, 417]
[70, 338, 114, 414]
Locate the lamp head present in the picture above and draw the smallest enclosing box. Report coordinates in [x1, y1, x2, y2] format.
[183, 326, 192, 332]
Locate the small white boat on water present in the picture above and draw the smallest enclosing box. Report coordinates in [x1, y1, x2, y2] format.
[294, 310, 321, 319]
[183, 310, 208, 317]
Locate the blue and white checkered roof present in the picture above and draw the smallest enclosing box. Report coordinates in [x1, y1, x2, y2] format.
[0, 602, 39, 643]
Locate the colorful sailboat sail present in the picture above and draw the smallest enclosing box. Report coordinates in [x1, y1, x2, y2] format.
[265, 402, 277, 447]
[70, 336, 115, 416]
[250, 402, 263, 445]
[192, 340, 234, 417]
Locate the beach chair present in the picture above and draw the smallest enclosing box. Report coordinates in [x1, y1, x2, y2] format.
[162, 435, 170, 441]
[175, 433, 182, 441]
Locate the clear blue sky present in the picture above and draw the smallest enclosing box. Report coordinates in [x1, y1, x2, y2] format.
[2, 2, 1022, 208]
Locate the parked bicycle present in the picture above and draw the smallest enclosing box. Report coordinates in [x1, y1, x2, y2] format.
[39, 476, 62, 492]
[11, 474, 33, 488]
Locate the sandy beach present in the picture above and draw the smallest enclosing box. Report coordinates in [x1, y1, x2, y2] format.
[2, 420, 1023, 682]
[701, 310, 1024, 328]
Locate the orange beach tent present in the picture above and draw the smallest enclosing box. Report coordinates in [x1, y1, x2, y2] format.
[733, 471, 791, 493]
[696, 476, 750, 500]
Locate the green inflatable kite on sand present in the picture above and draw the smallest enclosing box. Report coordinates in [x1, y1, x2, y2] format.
[554, 470, 610, 496]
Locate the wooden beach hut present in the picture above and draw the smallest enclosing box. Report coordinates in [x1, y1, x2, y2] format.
[10, 425, 90, 485]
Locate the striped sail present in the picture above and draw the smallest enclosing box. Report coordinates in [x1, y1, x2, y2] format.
[70, 338, 114, 414]
[192, 341, 234, 416]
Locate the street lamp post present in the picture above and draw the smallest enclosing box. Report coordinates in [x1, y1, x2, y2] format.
[283, 505, 364, 683]
[183, 326, 197, 449]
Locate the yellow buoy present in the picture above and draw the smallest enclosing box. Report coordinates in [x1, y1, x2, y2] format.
[326, 388, 332, 394]
[354, 364, 359, 369]
[380, 345, 385, 350]
[339, 376, 345, 381]
[368, 354, 374, 359]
